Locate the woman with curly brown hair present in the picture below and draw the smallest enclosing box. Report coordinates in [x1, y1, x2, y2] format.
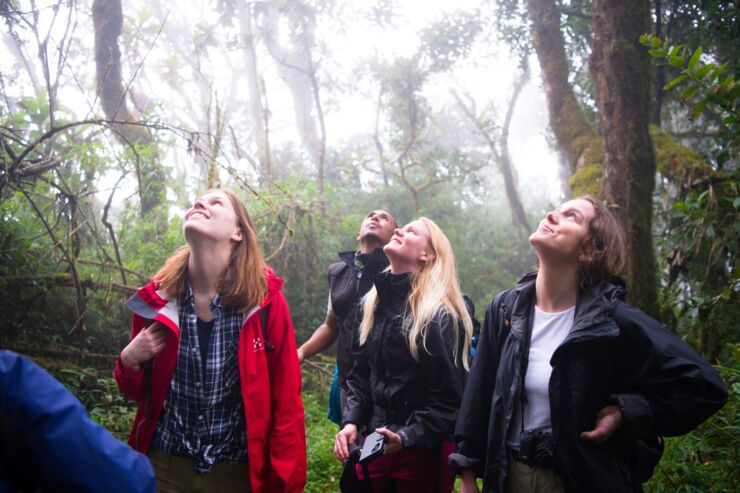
[451, 196, 727, 493]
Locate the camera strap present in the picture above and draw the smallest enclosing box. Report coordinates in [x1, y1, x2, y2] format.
[518, 303, 534, 435]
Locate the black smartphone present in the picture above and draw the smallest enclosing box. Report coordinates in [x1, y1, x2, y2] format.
[359, 431, 387, 464]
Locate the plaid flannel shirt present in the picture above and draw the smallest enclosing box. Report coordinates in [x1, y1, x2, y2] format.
[152, 283, 247, 473]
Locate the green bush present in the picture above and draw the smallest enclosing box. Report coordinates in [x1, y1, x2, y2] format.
[51, 364, 136, 441]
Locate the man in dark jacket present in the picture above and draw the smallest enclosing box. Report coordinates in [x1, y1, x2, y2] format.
[297, 210, 395, 403]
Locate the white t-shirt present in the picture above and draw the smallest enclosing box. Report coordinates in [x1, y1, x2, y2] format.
[507, 304, 575, 445]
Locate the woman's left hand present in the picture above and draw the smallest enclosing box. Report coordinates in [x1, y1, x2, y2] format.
[375, 427, 404, 455]
[580, 404, 623, 443]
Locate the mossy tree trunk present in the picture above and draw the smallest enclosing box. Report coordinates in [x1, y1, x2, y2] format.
[92, 0, 165, 218]
[590, 0, 658, 315]
[239, 4, 273, 184]
[525, 0, 604, 197]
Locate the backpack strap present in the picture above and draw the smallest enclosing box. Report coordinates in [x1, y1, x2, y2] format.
[491, 288, 516, 345]
[259, 303, 273, 352]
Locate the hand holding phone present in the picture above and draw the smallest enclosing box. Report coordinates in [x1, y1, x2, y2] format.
[359, 431, 387, 464]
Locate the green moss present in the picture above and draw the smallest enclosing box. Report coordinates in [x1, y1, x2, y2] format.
[650, 125, 712, 183]
[50, 272, 72, 282]
[570, 163, 603, 197]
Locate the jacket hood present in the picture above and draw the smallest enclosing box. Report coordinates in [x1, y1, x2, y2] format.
[572, 275, 626, 332]
[264, 267, 284, 305]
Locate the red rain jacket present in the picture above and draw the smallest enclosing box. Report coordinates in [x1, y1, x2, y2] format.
[115, 269, 306, 492]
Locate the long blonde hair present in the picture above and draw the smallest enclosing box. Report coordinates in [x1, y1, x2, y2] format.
[154, 189, 268, 313]
[359, 217, 473, 370]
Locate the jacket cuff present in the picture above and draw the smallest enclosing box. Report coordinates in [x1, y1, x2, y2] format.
[340, 411, 363, 429]
[610, 393, 653, 441]
[115, 356, 143, 378]
[397, 428, 414, 448]
[448, 452, 481, 476]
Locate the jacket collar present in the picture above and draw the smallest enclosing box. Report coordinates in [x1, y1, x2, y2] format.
[509, 271, 626, 344]
[338, 247, 390, 276]
[125, 268, 286, 336]
[374, 271, 412, 307]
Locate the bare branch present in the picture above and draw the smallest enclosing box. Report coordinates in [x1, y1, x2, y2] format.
[2, 274, 137, 295]
[101, 171, 129, 284]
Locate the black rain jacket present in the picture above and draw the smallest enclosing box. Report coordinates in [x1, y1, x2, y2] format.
[328, 248, 389, 390]
[342, 272, 466, 449]
[451, 272, 728, 492]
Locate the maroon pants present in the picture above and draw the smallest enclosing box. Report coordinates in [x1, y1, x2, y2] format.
[356, 441, 456, 493]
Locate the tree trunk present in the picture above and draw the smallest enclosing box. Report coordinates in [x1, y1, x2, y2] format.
[590, 0, 658, 315]
[257, 2, 325, 194]
[239, 5, 273, 183]
[499, 71, 532, 238]
[651, 0, 665, 125]
[92, 0, 165, 217]
[454, 71, 531, 239]
[526, 0, 603, 196]
[3, 33, 42, 94]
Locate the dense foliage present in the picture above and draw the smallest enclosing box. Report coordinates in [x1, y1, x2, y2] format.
[1, 0, 737, 491]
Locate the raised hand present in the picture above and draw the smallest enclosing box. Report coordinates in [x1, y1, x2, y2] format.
[120, 322, 168, 371]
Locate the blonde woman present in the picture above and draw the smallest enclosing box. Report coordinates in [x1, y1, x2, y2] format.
[334, 217, 473, 493]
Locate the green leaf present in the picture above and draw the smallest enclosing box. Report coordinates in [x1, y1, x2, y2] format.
[669, 55, 685, 68]
[690, 99, 709, 120]
[669, 45, 681, 57]
[728, 83, 740, 101]
[694, 63, 715, 80]
[664, 74, 688, 90]
[651, 36, 662, 48]
[706, 93, 731, 108]
[717, 76, 736, 95]
[712, 62, 728, 82]
[681, 85, 699, 101]
[687, 46, 702, 70]
[648, 49, 667, 57]
[733, 197, 740, 209]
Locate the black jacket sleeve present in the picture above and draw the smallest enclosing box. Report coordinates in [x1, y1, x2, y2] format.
[396, 311, 465, 449]
[342, 307, 372, 427]
[450, 295, 507, 475]
[611, 302, 728, 439]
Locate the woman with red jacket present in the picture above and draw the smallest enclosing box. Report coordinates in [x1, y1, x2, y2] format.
[115, 189, 306, 493]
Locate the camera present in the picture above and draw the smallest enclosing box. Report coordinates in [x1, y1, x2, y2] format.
[359, 431, 387, 465]
[518, 427, 555, 468]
